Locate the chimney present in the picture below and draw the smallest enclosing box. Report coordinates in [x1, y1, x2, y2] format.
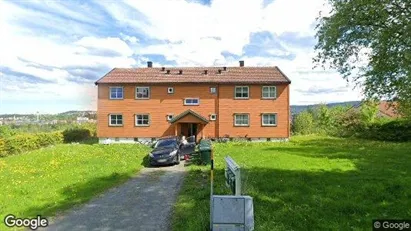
[166, 70, 170, 74]
[147, 61, 153, 68]
[204, 70, 208, 75]
[223, 66, 227, 71]
[239, 60, 244, 67]
[179, 70, 183, 75]
[218, 69, 222, 74]
[161, 67, 165, 71]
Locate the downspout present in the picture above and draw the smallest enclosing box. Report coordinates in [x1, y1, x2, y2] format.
[216, 84, 220, 138]
[287, 84, 290, 139]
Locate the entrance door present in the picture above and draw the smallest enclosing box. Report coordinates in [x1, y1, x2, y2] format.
[188, 123, 198, 140]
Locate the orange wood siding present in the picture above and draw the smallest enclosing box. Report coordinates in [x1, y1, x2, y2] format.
[97, 83, 290, 139]
[217, 84, 290, 138]
[97, 84, 217, 138]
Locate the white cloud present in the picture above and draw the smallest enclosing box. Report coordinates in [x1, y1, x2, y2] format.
[75, 36, 134, 57]
[0, 0, 363, 113]
[261, 0, 327, 37]
[120, 33, 139, 44]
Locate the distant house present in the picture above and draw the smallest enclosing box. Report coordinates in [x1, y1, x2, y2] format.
[94, 60, 291, 143]
[76, 117, 90, 124]
[349, 101, 400, 118]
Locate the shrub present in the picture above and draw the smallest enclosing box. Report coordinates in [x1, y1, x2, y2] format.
[62, 128, 91, 143]
[337, 109, 364, 137]
[362, 120, 411, 142]
[79, 123, 97, 137]
[5, 134, 39, 155]
[37, 132, 64, 147]
[0, 138, 5, 156]
[0, 132, 64, 157]
[0, 125, 17, 138]
[292, 111, 314, 135]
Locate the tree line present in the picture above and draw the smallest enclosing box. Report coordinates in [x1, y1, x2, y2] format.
[292, 101, 411, 141]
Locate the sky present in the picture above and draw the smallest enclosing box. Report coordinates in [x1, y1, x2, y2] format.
[0, 0, 364, 114]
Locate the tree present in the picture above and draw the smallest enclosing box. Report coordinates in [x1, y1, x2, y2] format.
[292, 111, 314, 135]
[359, 100, 379, 123]
[314, 0, 411, 116]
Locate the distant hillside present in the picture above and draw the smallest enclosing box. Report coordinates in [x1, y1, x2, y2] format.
[0, 111, 97, 120]
[291, 101, 361, 115]
[2, 102, 362, 118]
[58, 111, 96, 116]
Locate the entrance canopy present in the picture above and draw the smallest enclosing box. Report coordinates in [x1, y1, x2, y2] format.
[169, 109, 209, 124]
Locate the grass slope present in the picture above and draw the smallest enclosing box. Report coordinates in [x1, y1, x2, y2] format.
[0, 143, 149, 230]
[172, 135, 411, 230]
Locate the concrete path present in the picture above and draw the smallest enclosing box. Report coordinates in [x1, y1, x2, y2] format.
[42, 163, 186, 231]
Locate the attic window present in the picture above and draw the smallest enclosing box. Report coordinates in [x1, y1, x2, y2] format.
[204, 70, 208, 75]
[161, 67, 165, 71]
[179, 70, 183, 75]
[218, 69, 222, 74]
[166, 70, 170, 74]
[184, 98, 200, 106]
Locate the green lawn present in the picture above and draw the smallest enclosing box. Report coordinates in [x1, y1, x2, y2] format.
[0, 143, 149, 230]
[172, 135, 411, 230]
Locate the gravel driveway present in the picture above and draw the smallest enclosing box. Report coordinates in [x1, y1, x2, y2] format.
[41, 163, 186, 231]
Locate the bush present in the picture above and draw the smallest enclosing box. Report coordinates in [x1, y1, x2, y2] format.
[362, 120, 411, 142]
[5, 134, 40, 155]
[0, 125, 17, 138]
[37, 132, 64, 147]
[292, 111, 314, 135]
[79, 123, 97, 137]
[62, 128, 91, 143]
[0, 138, 5, 156]
[1, 132, 64, 157]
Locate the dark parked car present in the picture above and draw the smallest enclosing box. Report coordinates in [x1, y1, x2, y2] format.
[148, 136, 197, 166]
[149, 137, 181, 166]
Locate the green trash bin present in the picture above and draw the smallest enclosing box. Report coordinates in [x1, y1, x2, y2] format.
[199, 139, 210, 147]
[199, 145, 211, 165]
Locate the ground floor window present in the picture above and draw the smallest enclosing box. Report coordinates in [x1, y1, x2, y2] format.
[109, 114, 123, 126]
[135, 114, 150, 126]
[234, 114, 249, 126]
[262, 113, 277, 126]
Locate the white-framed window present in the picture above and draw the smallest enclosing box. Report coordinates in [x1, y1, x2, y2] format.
[210, 87, 217, 94]
[168, 87, 174, 94]
[136, 87, 150, 99]
[184, 98, 200, 105]
[262, 86, 277, 99]
[135, 114, 150, 126]
[109, 87, 123, 99]
[210, 114, 217, 121]
[235, 86, 249, 99]
[166, 114, 174, 121]
[262, 113, 277, 126]
[109, 114, 123, 126]
[234, 114, 249, 126]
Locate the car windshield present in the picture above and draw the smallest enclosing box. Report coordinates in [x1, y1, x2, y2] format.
[155, 139, 177, 148]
